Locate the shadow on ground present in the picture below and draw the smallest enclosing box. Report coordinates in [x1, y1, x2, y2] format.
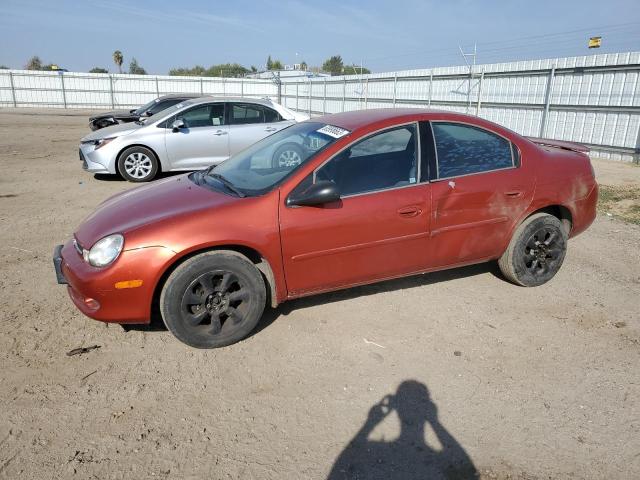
[123, 262, 500, 337]
[327, 380, 478, 479]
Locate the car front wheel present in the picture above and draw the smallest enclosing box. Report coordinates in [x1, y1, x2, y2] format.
[498, 212, 568, 287]
[117, 146, 159, 182]
[160, 251, 266, 348]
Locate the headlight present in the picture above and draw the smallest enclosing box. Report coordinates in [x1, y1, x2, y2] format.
[94, 137, 116, 150]
[84, 234, 124, 267]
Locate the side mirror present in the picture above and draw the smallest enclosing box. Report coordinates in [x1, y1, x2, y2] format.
[144, 110, 154, 117]
[287, 180, 341, 207]
[172, 119, 185, 132]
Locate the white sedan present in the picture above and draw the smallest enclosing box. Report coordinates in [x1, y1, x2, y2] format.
[79, 97, 309, 182]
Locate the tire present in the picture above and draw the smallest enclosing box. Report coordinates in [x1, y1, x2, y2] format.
[117, 146, 159, 182]
[160, 251, 266, 348]
[498, 213, 568, 287]
[271, 143, 304, 168]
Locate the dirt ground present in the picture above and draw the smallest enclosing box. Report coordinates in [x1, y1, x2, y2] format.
[0, 109, 639, 479]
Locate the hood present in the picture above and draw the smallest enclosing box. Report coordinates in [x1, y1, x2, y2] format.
[75, 174, 239, 249]
[90, 109, 136, 121]
[81, 121, 143, 141]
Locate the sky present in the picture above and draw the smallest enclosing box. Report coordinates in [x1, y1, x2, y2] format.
[1, 0, 639, 74]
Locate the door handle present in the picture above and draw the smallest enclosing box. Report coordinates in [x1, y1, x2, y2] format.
[265, 127, 278, 132]
[213, 130, 228, 136]
[504, 190, 523, 198]
[397, 206, 422, 218]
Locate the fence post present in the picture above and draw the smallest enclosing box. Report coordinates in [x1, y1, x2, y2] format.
[277, 72, 282, 103]
[155, 76, 160, 96]
[222, 78, 226, 96]
[475, 70, 484, 116]
[60, 72, 67, 108]
[364, 78, 369, 109]
[342, 78, 346, 112]
[109, 75, 115, 108]
[393, 73, 397, 107]
[308, 78, 312, 116]
[296, 82, 299, 111]
[540, 65, 556, 137]
[200, 77, 204, 95]
[428, 70, 433, 106]
[240, 80, 244, 98]
[8, 71, 17, 107]
[323, 77, 327, 114]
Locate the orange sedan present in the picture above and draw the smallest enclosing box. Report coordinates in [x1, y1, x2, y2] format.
[54, 109, 598, 348]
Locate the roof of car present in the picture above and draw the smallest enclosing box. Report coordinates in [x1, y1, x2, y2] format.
[158, 94, 201, 100]
[311, 108, 454, 131]
[184, 96, 277, 106]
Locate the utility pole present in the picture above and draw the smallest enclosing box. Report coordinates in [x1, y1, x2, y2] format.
[459, 43, 477, 114]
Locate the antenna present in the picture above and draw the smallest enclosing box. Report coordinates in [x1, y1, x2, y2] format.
[459, 43, 477, 113]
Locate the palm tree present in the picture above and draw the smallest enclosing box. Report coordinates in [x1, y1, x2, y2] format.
[112, 50, 123, 74]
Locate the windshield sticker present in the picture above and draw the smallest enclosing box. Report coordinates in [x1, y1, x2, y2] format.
[317, 125, 350, 139]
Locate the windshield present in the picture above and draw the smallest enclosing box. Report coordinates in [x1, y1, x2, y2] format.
[137, 99, 198, 124]
[205, 122, 346, 196]
[133, 99, 158, 116]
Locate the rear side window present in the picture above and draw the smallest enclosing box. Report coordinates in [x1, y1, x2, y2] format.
[231, 103, 264, 125]
[432, 122, 514, 178]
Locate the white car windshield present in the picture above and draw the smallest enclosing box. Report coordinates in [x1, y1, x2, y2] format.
[202, 122, 348, 196]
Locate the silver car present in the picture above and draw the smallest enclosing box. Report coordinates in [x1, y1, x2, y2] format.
[79, 97, 309, 182]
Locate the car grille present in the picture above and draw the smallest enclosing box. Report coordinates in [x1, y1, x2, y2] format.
[79, 149, 88, 170]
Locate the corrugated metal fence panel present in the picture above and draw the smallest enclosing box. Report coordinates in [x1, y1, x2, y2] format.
[278, 51, 640, 160]
[0, 70, 278, 109]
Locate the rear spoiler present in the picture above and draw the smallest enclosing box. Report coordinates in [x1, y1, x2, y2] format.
[526, 137, 590, 153]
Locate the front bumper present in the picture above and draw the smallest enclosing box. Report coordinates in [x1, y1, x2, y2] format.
[54, 239, 175, 324]
[79, 143, 115, 174]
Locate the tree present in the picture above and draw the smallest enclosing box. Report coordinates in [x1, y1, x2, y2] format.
[129, 58, 147, 75]
[250, 65, 257, 73]
[89, 67, 108, 74]
[300, 61, 308, 71]
[322, 55, 344, 76]
[205, 63, 249, 77]
[169, 65, 206, 76]
[112, 50, 123, 74]
[266, 55, 273, 70]
[271, 59, 283, 70]
[344, 64, 371, 75]
[0, 65, 8, 69]
[25, 56, 43, 70]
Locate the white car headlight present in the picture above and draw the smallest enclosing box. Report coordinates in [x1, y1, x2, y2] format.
[84, 234, 124, 267]
[95, 137, 116, 150]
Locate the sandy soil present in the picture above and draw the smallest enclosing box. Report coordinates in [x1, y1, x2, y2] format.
[0, 109, 639, 479]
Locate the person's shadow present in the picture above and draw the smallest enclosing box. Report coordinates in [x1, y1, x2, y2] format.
[327, 380, 478, 480]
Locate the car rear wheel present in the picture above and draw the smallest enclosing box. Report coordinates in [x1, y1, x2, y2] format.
[272, 143, 304, 168]
[117, 146, 159, 182]
[498, 213, 568, 287]
[160, 251, 266, 348]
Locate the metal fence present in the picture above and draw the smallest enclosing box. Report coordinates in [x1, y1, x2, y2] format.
[1, 51, 639, 161]
[280, 51, 640, 161]
[0, 70, 278, 110]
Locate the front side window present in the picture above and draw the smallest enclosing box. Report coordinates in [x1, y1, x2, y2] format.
[177, 104, 224, 128]
[315, 124, 418, 197]
[230, 103, 264, 125]
[432, 122, 514, 178]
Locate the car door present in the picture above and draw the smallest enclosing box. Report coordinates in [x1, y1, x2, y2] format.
[164, 103, 229, 170]
[279, 123, 432, 296]
[426, 121, 534, 267]
[228, 103, 292, 155]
